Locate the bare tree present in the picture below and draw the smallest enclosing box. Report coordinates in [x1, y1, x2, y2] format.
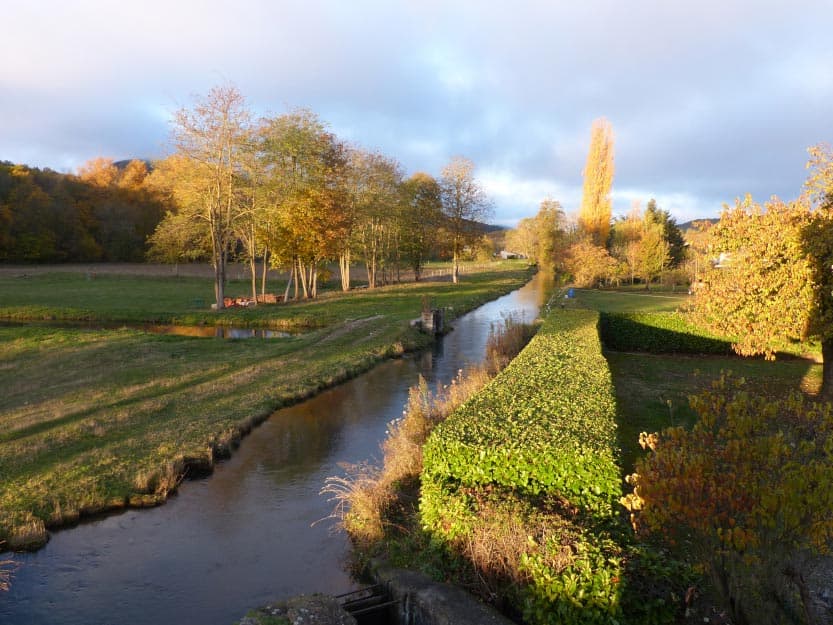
[439, 156, 492, 283]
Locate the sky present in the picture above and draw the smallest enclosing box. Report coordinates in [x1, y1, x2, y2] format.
[2, 1, 832, 227]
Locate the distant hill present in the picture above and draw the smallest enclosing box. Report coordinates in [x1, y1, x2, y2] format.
[481, 223, 507, 233]
[114, 158, 153, 171]
[679, 218, 719, 231]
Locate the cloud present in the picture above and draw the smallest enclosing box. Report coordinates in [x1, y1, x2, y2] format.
[2, 0, 832, 225]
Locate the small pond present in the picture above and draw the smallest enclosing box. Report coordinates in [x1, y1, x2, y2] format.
[0, 321, 294, 339]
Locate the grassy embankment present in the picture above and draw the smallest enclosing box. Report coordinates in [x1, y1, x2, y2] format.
[343, 285, 822, 624]
[0, 261, 532, 551]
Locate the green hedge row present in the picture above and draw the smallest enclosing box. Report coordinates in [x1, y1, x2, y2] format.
[420, 310, 630, 623]
[598, 312, 733, 355]
[422, 309, 621, 513]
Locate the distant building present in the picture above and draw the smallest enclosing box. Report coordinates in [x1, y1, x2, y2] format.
[714, 252, 732, 268]
[499, 250, 526, 259]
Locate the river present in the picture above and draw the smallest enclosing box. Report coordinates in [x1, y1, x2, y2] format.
[0, 273, 549, 625]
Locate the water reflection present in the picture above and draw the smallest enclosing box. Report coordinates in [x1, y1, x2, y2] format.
[146, 325, 292, 339]
[0, 273, 549, 625]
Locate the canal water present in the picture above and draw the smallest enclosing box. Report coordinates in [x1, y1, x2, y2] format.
[0, 273, 549, 625]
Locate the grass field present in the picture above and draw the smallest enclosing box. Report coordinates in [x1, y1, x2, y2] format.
[571, 288, 823, 472]
[0, 261, 533, 550]
[568, 287, 690, 313]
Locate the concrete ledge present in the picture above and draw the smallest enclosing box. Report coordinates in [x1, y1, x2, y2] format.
[373, 561, 515, 625]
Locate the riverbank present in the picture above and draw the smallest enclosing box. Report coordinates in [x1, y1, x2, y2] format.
[0, 262, 533, 552]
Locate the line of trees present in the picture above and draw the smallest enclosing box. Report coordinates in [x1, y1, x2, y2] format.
[147, 86, 492, 308]
[0, 86, 493, 309]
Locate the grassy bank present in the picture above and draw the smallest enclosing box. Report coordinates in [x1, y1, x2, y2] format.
[0, 261, 532, 551]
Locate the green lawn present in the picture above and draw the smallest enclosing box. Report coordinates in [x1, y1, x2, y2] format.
[607, 351, 820, 473]
[568, 287, 689, 313]
[0, 261, 533, 550]
[570, 287, 822, 473]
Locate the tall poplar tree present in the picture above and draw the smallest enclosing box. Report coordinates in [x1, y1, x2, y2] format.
[578, 118, 615, 246]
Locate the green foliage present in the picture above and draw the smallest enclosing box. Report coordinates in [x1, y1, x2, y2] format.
[645, 199, 686, 268]
[504, 198, 568, 270]
[688, 196, 816, 360]
[420, 310, 657, 623]
[520, 530, 623, 624]
[598, 312, 733, 355]
[624, 375, 833, 624]
[422, 310, 621, 512]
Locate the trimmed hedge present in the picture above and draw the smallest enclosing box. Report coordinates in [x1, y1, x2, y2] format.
[598, 312, 733, 355]
[420, 310, 630, 623]
[422, 310, 621, 513]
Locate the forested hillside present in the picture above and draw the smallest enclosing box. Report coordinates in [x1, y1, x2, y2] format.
[0, 160, 166, 262]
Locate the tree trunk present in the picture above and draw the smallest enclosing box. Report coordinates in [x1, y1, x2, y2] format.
[452, 249, 460, 284]
[214, 267, 223, 309]
[821, 337, 833, 400]
[298, 257, 308, 299]
[249, 252, 257, 303]
[340, 250, 351, 292]
[260, 248, 269, 297]
[212, 231, 224, 309]
[365, 252, 377, 289]
[311, 262, 318, 299]
[293, 262, 299, 300]
[283, 267, 293, 303]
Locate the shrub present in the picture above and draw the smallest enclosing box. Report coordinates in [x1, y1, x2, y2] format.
[623, 375, 833, 625]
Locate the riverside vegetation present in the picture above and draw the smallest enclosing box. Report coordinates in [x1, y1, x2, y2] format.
[0, 261, 532, 552]
[333, 286, 829, 625]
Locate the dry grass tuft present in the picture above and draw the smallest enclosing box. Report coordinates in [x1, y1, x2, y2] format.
[8, 517, 48, 551]
[484, 313, 539, 376]
[454, 490, 579, 602]
[0, 557, 17, 591]
[133, 459, 185, 495]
